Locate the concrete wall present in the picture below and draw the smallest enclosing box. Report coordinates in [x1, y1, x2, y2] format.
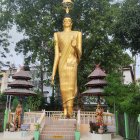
[123, 70, 133, 85]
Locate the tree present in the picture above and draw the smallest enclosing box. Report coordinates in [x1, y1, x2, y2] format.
[104, 72, 140, 114]
[2, 0, 132, 95]
[27, 90, 43, 111]
[0, 0, 12, 67]
[113, 0, 140, 54]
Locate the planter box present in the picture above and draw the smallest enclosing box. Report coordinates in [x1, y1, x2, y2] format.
[75, 131, 80, 140]
[34, 131, 40, 140]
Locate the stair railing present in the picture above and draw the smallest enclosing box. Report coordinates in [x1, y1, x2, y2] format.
[76, 110, 81, 131]
[37, 110, 46, 133]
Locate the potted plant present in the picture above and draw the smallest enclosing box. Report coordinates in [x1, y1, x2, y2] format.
[89, 121, 100, 133]
[34, 123, 40, 140]
[89, 121, 107, 134]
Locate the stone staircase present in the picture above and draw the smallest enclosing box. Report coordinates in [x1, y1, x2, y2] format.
[40, 119, 76, 140]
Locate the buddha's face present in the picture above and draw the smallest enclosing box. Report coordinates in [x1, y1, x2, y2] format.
[63, 18, 72, 28]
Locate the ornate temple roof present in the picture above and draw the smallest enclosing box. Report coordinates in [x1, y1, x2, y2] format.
[82, 88, 104, 96]
[5, 89, 36, 96]
[12, 70, 32, 80]
[88, 65, 106, 79]
[4, 66, 36, 96]
[82, 64, 107, 97]
[85, 79, 107, 87]
[8, 80, 34, 88]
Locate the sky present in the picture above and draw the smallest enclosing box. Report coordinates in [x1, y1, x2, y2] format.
[136, 55, 140, 78]
[1, 25, 24, 67]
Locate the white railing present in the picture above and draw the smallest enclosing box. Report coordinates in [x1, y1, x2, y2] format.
[80, 111, 115, 125]
[9, 112, 42, 123]
[80, 112, 96, 124]
[9, 110, 115, 132]
[76, 110, 80, 131]
[45, 111, 115, 126]
[24, 112, 42, 124]
[37, 110, 46, 132]
[9, 112, 15, 123]
[8, 111, 45, 131]
[45, 111, 77, 120]
[103, 112, 115, 125]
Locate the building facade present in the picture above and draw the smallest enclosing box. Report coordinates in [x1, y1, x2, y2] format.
[122, 66, 134, 85]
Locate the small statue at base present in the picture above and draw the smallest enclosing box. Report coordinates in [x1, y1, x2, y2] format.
[14, 103, 22, 130]
[96, 103, 104, 126]
[95, 103, 108, 134]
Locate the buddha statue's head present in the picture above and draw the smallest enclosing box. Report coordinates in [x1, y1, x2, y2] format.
[63, 14, 72, 29]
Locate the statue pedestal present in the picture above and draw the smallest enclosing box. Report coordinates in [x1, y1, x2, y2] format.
[59, 119, 76, 125]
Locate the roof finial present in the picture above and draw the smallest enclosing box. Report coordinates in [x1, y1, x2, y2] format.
[96, 63, 101, 68]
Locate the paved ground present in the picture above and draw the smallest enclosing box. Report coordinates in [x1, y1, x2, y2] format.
[0, 132, 124, 140]
[81, 133, 124, 140]
[0, 132, 34, 140]
[112, 135, 124, 140]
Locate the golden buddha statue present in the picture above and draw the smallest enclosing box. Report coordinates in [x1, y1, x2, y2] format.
[51, 14, 82, 118]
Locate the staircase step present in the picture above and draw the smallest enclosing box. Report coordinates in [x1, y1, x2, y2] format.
[40, 119, 76, 140]
[44, 125, 75, 128]
[43, 128, 75, 131]
[40, 134, 74, 140]
[45, 121, 76, 125]
[41, 131, 74, 134]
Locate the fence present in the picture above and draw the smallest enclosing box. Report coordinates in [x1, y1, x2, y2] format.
[45, 111, 115, 124]
[0, 112, 4, 132]
[117, 112, 139, 140]
[8, 111, 45, 131]
[45, 110, 115, 133]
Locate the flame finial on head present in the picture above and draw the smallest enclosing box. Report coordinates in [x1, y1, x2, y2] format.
[62, 0, 73, 14]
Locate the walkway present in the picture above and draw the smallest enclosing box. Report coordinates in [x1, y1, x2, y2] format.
[81, 133, 124, 140]
[0, 132, 33, 140]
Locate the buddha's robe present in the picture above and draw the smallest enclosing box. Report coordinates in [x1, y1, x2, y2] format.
[54, 31, 82, 107]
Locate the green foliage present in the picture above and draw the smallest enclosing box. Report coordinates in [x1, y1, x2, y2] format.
[1, 0, 132, 89]
[27, 90, 43, 111]
[34, 123, 41, 131]
[113, 0, 140, 54]
[11, 97, 19, 111]
[0, 0, 12, 67]
[0, 94, 6, 114]
[104, 72, 140, 114]
[0, 94, 6, 101]
[1, 0, 135, 112]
